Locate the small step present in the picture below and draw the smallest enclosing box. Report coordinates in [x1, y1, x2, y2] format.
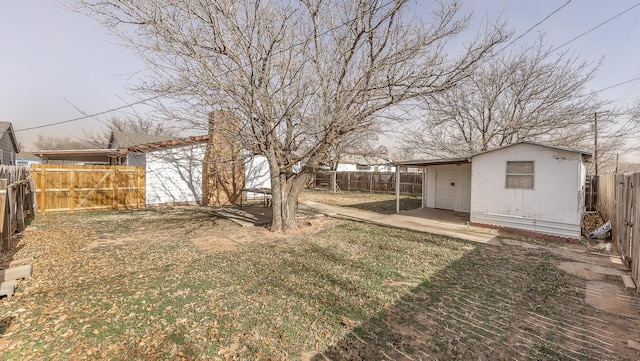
[0, 257, 34, 269]
[0, 280, 17, 299]
[622, 274, 636, 289]
[0, 264, 32, 282]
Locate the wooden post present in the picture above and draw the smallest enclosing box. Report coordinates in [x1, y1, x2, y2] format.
[369, 172, 373, 193]
[69, 168, 75, 212]
[0, 179, 7, 253]
[16, 183, 25, 232]
[39, 166, 46, 214]
[136, 167, 142, 208]
[112, 167, 118, 211]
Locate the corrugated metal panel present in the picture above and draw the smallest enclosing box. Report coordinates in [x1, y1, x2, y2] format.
[471, 212, 581, 239]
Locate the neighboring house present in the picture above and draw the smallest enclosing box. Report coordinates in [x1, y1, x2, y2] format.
[0, 122, 20, 165]
[16, 152, 42, 167]
[335, 154, 395, 172]
[396, 142, 591, 241]
[34, 130, 270, 206]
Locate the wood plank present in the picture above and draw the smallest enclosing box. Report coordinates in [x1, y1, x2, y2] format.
[0, 179, 7, 253]
[0, 264, 32, 282]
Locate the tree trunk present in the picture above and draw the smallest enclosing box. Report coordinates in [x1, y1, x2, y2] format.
[267, 156, 311, 232]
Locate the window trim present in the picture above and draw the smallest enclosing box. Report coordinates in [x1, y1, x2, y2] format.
[505, 160, 535, 189]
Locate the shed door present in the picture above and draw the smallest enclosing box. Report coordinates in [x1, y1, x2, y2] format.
[435, 169, 457, 210]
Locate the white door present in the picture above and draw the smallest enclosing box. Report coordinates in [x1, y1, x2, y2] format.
[435, 169, 457, 210]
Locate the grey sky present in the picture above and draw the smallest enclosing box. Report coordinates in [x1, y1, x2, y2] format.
[2, 0, 640, 161]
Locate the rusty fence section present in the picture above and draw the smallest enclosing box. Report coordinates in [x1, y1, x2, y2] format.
[596, 173, 640, 292]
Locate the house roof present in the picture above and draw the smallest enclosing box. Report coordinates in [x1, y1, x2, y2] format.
[108, 131, 175, 149]
[0, 121, 20, 153]
[16, 151, 42, 161]
[32, 149, 119, 164]
[471, 141, 592, 158]
[126, 135, 209, 151]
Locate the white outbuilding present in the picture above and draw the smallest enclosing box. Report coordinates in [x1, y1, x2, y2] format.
[396, 142, 591, 241]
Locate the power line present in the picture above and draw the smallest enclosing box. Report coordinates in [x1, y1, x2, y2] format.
[590, 76, 640, 95]
[550, 2, 640, 52]
[15, 0, 399, 133]
[15, 91, 172, 132]
[496, 0, 572, 54]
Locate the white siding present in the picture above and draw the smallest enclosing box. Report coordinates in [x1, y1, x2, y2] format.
[244, 155, 271, 199]
[423, 164, 471, 212]
[145, 144, 206, 205]
[245, 155, 270, 188]
[470, 143, 584, 239]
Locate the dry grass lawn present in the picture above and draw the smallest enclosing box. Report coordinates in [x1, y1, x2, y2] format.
[1, 204, 639, 360]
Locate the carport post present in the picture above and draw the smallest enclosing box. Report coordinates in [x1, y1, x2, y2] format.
[395, 164, 400, 214]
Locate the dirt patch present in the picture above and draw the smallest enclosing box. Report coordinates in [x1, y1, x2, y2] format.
[558, 261, 625, 280]
[585, 281, 637, 315]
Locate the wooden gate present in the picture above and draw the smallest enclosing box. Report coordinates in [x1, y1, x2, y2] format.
[596, 173, 640, 292]
[30, 164, 145, 212]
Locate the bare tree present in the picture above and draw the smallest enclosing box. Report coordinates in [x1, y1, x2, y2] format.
[403, 37, 609, 158]
[76, 0, 506, 231]
[82, 116, 178, 148]
[33, 134, 92, 150]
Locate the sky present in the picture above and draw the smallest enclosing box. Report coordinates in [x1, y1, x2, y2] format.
[2, 0, 640, 161]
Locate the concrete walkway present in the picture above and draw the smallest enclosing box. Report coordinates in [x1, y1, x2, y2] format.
[299, 201, 503, 245]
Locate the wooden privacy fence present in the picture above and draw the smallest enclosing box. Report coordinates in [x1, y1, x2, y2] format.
[596, 173, 640, 292]
[313, 171, 422, 195]
[30, 164, 145, 213]
[0, 166, 37, 253]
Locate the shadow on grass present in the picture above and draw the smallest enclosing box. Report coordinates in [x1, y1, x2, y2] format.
[344, 198, 423, 214]
[312, 245, 635, 361]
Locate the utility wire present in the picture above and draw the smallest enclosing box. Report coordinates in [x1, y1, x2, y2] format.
[550, 2, 640, 52]
[15, 0, 398, 133]
[495, 0, 572, 54]
[15, 91, 175, 132]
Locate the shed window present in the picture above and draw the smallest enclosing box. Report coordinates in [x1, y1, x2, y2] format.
[506, 161, 534, 189]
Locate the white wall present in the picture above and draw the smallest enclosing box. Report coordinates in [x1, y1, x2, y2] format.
[423, 164, 471, 212]
[470, 143, 584, 239]
[244, 155, 270, 188]
[145, 143, 206, 205]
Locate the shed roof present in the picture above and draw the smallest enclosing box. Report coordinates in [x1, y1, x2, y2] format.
[394, 157, 471, 167]
[471, 141, 592, 158]
[395, 141, 592, 167]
